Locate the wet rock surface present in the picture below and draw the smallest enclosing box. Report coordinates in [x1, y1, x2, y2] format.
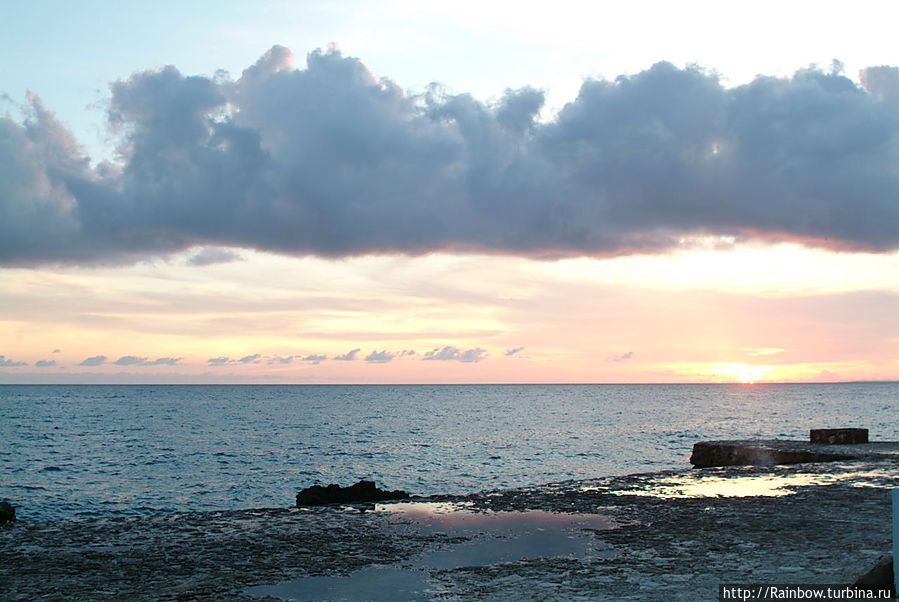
[1, 459, 896, 600]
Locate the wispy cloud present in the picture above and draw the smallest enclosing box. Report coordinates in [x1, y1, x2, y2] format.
[745, 348, 786, 356]
[207, 356, 231, 365]
[238, 354, 261, 364]
[610, 351, 634, 362]
[35, 359, 58, 367]
[504, 346, 525, 357]
[4, 48, 899, 267]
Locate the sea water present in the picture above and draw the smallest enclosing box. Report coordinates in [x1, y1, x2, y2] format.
[1, 383, 897, 521]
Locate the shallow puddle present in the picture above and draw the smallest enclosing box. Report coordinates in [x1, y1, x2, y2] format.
[246, 502, 616, 601]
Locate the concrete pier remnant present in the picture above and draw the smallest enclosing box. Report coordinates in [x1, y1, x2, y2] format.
[810, 428, 868, 445]
[689, 437, 899, 468]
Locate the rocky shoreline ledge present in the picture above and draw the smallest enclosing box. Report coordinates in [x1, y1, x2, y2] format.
[1, 458, 896, 601]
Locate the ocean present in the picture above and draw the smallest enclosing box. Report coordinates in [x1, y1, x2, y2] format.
[2, 383, 897, 521]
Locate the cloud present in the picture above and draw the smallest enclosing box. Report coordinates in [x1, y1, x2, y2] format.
[504, 346, 525, 356]
[814, 369, 841, 382]
[238, 354, 261, 364]
[35, 359, 57, 367]
[114, 355, 147, 366]
[78, 355, 107, 366]
[187, 247, 241, 266]
[4, 49, 899, 266]
[207, 356, 231, 365]
[301, 354, 327, 364]
[333, 348, 360, 361]
[268, 355, 296, 364]
[114, 355, 181, 366]
[0, 355, 28, 367]
[610, 351, 634, 362]
[365, 350, 395, 363]
[422, 346, 487, 363]
[148, 357, 181, 365]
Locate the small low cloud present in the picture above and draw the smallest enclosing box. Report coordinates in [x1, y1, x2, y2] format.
[610, 351, 635, 362]
[0, 355, 28, 367]
[301, 354, 327, 364]
[35, 359, 58, 367]
[423, 346, 487, 363]
[78, 355, 108, 367]
[268, 355, 296, 365]
[114, 355, 182, 366]
[187, 247, 242, 266]
[238, 354, 261, 364]
[334, 348, 361, 361]
[814, 369, 841, 382]
[114, 355, 147, 366]
[365, 350, 395, 363]
[148, 357, 181, 366]
[504, 347, 525, 357]
[207, 356, 232, 365]
[52, 349, 60, 353]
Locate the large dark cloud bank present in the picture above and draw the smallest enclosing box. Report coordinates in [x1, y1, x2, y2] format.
[3, 46, 899, 266]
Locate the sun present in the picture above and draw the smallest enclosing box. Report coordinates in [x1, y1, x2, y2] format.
[713, 363, 768, 384]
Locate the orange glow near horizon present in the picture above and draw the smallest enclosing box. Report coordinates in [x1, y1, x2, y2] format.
[1, 247, 898, 384]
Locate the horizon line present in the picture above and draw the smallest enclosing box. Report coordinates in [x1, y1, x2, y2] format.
[1, 380, 897, 386]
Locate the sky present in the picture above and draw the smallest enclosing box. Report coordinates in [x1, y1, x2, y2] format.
[2, 0, 899, 384]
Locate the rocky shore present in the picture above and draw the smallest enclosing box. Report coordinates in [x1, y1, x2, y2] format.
[1, 458, 896, 600]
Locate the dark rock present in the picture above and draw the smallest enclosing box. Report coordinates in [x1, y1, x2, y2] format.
[853, 555, 894, 595]
[810, 428, 868, 444]
[296, 480, 410, 507]
[0, 502, 15, 523]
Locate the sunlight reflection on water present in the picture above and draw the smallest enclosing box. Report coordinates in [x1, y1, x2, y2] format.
[612, 466, 898, 498]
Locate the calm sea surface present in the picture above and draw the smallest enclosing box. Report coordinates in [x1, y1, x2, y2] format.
[2, 383, 897, 521]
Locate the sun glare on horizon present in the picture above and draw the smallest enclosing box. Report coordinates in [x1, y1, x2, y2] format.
[712, 363, 770, 384]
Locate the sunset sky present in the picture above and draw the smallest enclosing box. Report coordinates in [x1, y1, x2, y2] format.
[2, 0, 898, 383]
